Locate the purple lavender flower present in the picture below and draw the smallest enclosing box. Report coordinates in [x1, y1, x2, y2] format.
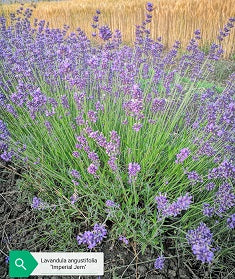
[215, 183, 235, 215]
[208, 160, 235, 180]
[72, 151, 80, 158]
[187, 222, 212, 246]
[0, 120, 10, 140]
[99, 25, 112, 41]
[93, 223, 107, 242]
[187, 171, 203, 185]
[123, 98, 143, 118]
[88, 151, 99, 162]
[93, 16, 99, 23]
[175, 148, 190, 163]
[186, 222, 214, 263]
[205, 182, 215, 191]
[128, 162, 141, 182]
[119, 235, 129, 245]
[156, 193, 192, 217]
[108, 157, 118, 171]
[70, 169, 80, 179]
[191, 244, 214, 263]
[202, 203, 214, 217]
[72, 180, 79, 186]
[105, 200, 116, 207]
[154, 256, 165, 269]
[132, 123, 142, 132]
[0, 150, 14, 162]
[31, 196, 44, 210]
[155, 193, 169, 211]
[70, 193, 79, 204]
[61, 95, 69, 109]
[44, 121, 52, 133]
[175, 193, 193, 211]
[75, 115, 85, 126]
[88, 110, 97, 123]
[0, 142, 8, 152]
[105, 199, 119, 208]
[5, 256, 9, 264]
[77, 224, 107, 249]
[33, 157, 40, 165]
[76, 135, 88, 146]
[227, 213, 235, 229]
[87, 163, 98, 175]
[95, 101, 104, 112]
[146, 2, 154, 12]
[151, 98, 165, 112]
[77, 231, 96, 249]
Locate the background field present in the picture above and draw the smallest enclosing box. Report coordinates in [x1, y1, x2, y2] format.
[1, 0, 235, 58]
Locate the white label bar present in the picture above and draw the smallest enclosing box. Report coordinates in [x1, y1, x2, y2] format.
[31, 252, 104, 276]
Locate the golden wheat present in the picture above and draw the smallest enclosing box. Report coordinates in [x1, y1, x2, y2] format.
[1, 0, 235, 58]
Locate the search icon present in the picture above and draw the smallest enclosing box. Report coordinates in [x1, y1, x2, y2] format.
[15, 258, 27, 270]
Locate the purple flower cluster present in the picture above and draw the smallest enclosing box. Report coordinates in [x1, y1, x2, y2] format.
[208, 159, 235, 180]
[186, 223, 214, 263]
[202, 183, 234, 218]
[27, 88, 47, 119]
[123, 98, 143, 118]
[154, 256, 165, 269]
[227, 213, 235, 229]
[128, 162, 141, 182]
[132, 123, 142, 132]
[0, 120, 9, 141]
[99, 25, 112, 41]
[70, 169, 80, 179]
[151, 98, 166, 112]
[175, 148, 190, 163]
[119, 235, 129, 245]
[76, 223, 107, 249]
[0, 120, 14, 162]
[70, 192, 79, 204]
[87, 163, 98, 175]
[146, 2, 154, 12]
[155, 192, 192, 218]
[217, 17, 235, 41]
[31, 196, 45, 210]
[106, 131, 120, 171]
[91, 9, 101, 36]
[215, 183, 235, 215]
[202, 203, 214, 217]
[75, 133, 100, 177]
[187, 170, 203, 185]
[88, 110, 97, 123]
[105, 200, 119, 208]
[205, 182, 215, 191]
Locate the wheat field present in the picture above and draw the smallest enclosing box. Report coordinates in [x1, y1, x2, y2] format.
[1, 0, 235, 58]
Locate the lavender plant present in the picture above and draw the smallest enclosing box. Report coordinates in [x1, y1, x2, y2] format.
[0, 3, 234, 272]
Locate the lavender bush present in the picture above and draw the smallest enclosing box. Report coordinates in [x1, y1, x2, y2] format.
[0, 3, 234, 272]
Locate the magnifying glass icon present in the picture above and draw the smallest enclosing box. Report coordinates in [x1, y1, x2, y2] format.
[15, 258, 27, 270]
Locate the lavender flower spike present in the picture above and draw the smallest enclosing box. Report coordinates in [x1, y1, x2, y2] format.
[175, 148, 190, 163]
[146, 2, 154, 12]
[76, 223, 107, 249]
[154, 255, 165, 269]
[31, 196, 44, 210]
[227, 213, 235, 229]
[186, 222, 214, 263]
[128, 162, 141, 182]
